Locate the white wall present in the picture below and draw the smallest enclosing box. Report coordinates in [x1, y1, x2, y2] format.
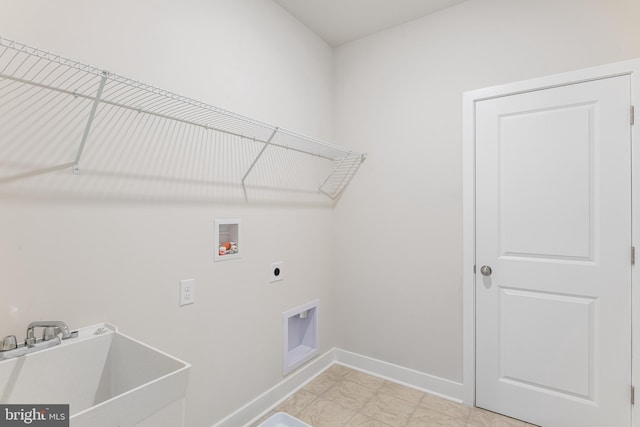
[4, 0, 640, 424]
[0, 1, 337, 426]
[333, 0, 640, 384]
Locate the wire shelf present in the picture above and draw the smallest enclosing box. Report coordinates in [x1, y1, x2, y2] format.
[0, 36, 366, 202]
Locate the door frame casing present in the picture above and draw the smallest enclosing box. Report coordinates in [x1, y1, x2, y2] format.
[462, 58, 640, 424]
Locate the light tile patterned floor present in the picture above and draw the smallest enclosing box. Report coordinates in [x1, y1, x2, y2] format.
[253, 365, 540, 427]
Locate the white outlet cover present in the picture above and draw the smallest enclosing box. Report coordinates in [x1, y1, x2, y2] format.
[180, 279, 195, 306]
[270, 262, 284, 283]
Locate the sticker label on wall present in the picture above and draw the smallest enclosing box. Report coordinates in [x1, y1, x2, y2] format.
[0, 405, 69, 426]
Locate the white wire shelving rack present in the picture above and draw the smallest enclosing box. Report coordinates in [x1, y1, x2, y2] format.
[0, 37, 366, 202]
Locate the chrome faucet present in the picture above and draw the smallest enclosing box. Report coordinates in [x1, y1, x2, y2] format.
[25, 321, 75, 346]
[0, 320, 77, 360]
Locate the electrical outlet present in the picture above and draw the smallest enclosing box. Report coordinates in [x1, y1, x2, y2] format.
[179, 279, 195, 306]
[270, 262, 284, 283]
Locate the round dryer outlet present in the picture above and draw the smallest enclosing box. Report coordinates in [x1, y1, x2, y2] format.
[270, 262, 284, 283]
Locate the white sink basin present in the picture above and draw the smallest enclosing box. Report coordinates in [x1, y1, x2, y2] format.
[0, 323, 191, 427]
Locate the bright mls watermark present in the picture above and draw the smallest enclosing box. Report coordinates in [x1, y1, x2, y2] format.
[0, 405, 68, 426]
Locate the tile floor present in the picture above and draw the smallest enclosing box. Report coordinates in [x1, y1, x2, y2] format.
[253, 365, 540, 427]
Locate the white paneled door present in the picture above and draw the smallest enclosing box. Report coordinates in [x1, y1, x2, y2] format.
[475, 76, 632, 427]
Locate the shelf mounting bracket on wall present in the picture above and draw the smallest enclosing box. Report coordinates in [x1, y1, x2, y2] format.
[319, 152, 367, 200]
[241, 128, 277, 201]
[72, 71, 108, 175]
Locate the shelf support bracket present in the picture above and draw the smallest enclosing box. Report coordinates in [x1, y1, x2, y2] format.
[318, 153, 366, 200]
[241, 128, 278, 194]
[72, 71, 108, 175]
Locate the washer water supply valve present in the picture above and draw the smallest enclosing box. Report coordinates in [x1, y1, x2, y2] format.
[218, 241, 238, 256]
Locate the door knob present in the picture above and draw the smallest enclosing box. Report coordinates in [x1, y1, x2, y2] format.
[480, 265, 492, 276]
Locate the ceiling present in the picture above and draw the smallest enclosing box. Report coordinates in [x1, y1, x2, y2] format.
[273, 0, 468, 47]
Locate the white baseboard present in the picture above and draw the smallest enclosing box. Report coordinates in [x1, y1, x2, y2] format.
[333, 349, 465, 403]
[213, 349, 335, 427]
[212, 348, 466, 427]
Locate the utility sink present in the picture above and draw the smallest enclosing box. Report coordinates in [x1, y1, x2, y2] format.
[0, 323, 191, 427]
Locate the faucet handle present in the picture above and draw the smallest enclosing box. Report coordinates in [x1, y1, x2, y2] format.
[2, 335, 17, 351]
[42, 327, 59, 341]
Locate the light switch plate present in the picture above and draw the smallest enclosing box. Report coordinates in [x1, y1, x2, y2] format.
[180, 279, 195, 306]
